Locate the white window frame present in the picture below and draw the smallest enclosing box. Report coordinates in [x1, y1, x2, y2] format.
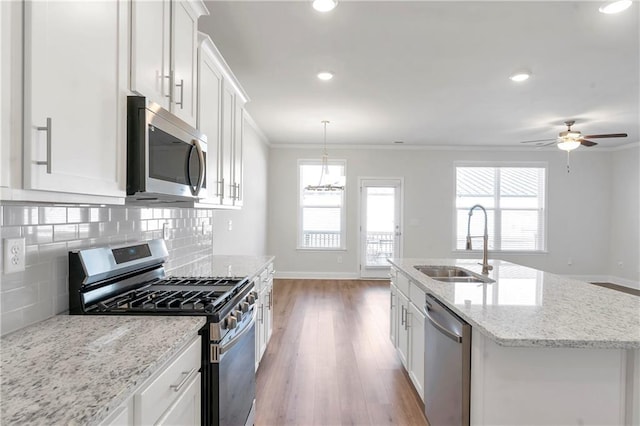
[297, 159, 347, 251]
[452, 161, 548, 254]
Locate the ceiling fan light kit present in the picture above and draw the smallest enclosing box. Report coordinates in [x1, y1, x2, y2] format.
[557, 139, 581, 152]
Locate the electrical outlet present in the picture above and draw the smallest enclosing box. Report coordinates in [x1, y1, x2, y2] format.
[337, 255, 343, 264]
[4, 238, 26, 274]
[227, 220, 233, 231]
[567, 258, 573, 266]
[162, 223, 170, 240]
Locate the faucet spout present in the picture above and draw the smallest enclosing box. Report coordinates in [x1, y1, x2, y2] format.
[466, 204, 493, 275]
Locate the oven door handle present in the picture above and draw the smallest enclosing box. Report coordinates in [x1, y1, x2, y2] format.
[219, 307, 257, 357]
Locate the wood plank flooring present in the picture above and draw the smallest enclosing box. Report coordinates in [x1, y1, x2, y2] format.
[256, 279, 428, 426]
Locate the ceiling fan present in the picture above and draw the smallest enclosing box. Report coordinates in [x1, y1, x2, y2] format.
[520, 120, 627, 151]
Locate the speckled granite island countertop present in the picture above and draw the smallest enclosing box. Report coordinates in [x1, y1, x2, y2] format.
[389, 258, 640, 349]
[1, 315, 205, 425]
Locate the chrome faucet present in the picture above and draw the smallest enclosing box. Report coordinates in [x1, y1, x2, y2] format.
[466, 204, 493, 275]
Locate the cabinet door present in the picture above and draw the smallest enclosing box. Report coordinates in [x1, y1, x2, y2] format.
[171, 0, 198, 127]
[156, 374, 201, 426]
[130, 0, 170, 109]
[396, 291, 409, 369]
[408, 302, 425, 399]
[24, 0, 124, 197]
[197, 43, 222, 204]
[390, 283, 398, 347]
[220, 82, 235, 206]
[232, 102, 244, 206]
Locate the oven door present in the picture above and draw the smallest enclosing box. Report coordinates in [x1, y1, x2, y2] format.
[209, 309, 256, 426]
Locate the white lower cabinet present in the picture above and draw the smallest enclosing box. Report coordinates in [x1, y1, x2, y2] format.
[389, 269, 426, 400]
[408, 302, 426, 399]
[255, 262, 274, 370]
[102, 336, 201, 426]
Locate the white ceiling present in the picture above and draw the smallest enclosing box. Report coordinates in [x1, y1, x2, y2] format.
[199, 1, 639, 148]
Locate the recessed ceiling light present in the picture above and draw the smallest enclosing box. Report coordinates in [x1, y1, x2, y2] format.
[393, 140, 404, 144]
[312, 0, 338, 12]
[509, 71, 531, 82]
[599, 0, 632, 14]
[317, 71, 334, 81]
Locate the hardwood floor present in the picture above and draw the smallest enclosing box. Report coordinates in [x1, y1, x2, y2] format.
[256, 279, 428, 426]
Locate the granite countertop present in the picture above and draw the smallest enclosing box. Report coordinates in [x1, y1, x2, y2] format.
[1, 315, 206, 425]
[389, 258, 640, 349]
[181, 255, 275, 280]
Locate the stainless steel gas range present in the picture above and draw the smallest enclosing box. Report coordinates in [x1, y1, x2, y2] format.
[68, 239, 256, 426]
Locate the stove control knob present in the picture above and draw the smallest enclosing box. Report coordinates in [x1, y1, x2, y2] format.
[234, 310, 243, 321]
[240, 302, 250, 313]
[226, 315, 237, 330]
[246, 294, 256, 304]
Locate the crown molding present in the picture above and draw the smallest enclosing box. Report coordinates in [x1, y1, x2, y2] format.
[243, 112, 271, 147]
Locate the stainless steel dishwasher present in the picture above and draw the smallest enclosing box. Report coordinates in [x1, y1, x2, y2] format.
[424, 293, 471, 426]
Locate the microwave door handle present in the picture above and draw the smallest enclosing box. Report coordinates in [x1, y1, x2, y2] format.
[193, 139, 205, 195]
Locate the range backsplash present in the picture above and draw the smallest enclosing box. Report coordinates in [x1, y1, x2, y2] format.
[0, 204, 214, 336]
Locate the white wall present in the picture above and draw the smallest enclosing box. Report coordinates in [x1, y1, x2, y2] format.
[609, 145, 640, 283]
[212, 117, 269, 256]
[267, 145, 632, 279]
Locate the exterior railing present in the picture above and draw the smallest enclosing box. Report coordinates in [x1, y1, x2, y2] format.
[303, 231, 341, 248]
[366, 232, 394, 264]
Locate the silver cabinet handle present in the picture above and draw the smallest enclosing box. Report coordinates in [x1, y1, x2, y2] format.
[400, 305, 406, 326]
[390, 292, 395, 309]
[220, 177, 225, 199]
[170, 368, 197, 392]
[405, 311, 411, 330]
[260, 305, 264, 324]
[164, 73, 172, 101]
[215, 180, 223, 197]
[36, 117, 52, 173]
[268, 289, 272, 310]
[175, 78, 184, 109]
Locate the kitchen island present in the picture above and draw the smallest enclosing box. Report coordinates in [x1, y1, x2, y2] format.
[0, 315, 205, 425]
[389, 258, 640, 426]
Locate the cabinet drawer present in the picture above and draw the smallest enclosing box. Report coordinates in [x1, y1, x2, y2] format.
[395, 270, 410, 296]
[135, 336, 201, 425]
[409, 280, 426, 307]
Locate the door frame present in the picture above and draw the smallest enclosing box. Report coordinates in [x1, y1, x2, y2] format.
[358, 177, 404, 278]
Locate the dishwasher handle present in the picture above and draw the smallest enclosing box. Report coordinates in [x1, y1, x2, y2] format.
[425, 304, 463, 343]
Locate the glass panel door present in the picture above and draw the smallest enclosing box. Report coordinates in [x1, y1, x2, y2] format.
[360, 179, 402, 278]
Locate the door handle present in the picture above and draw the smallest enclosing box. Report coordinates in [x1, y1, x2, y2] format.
[175, 78, 184, 109]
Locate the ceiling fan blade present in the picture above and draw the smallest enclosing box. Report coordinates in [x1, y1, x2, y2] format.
[538, 141, 557, 147]
[582, 133, 627, 139]
[520, 138, 555, 144]
[580, 139, 598, 147]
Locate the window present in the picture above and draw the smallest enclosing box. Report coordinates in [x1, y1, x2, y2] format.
[455, 164, 546, 252]
[298, 160, 346, 249]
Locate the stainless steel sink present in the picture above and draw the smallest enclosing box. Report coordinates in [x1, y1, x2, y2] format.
[414, 265, 494, 284]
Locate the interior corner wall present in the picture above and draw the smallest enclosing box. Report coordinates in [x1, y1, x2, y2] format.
[609, 145, 640, 282]
[267, 146, 616, 278]
[212, 118, 269, 256]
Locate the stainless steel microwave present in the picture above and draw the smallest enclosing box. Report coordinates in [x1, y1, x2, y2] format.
[126, 96, 207, 203]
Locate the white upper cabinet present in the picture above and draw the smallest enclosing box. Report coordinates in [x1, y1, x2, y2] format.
[22, 0, 126, 198]
[197, 34, 223, 204]
[130, 0, 170, 111]
[196, 32, 249, 208]
[131, 0, 207, 128]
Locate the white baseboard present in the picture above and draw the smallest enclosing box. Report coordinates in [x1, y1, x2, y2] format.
[275, 271, 360, 280]
[565, 274, 640, 290]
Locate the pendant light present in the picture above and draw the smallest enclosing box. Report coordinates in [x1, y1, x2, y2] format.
[305, 121, 344, 191]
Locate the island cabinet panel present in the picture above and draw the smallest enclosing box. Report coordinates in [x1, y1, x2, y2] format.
[470, 330, 630, 425]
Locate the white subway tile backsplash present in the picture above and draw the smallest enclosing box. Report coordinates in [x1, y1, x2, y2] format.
[24, 225, 54, 245]
[1, 309, 23, 336]
[67, 207, 89, 223]
[39, 207, 67, 224]
[54, 224, 78, 242]
[0, 204, 214, 336]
